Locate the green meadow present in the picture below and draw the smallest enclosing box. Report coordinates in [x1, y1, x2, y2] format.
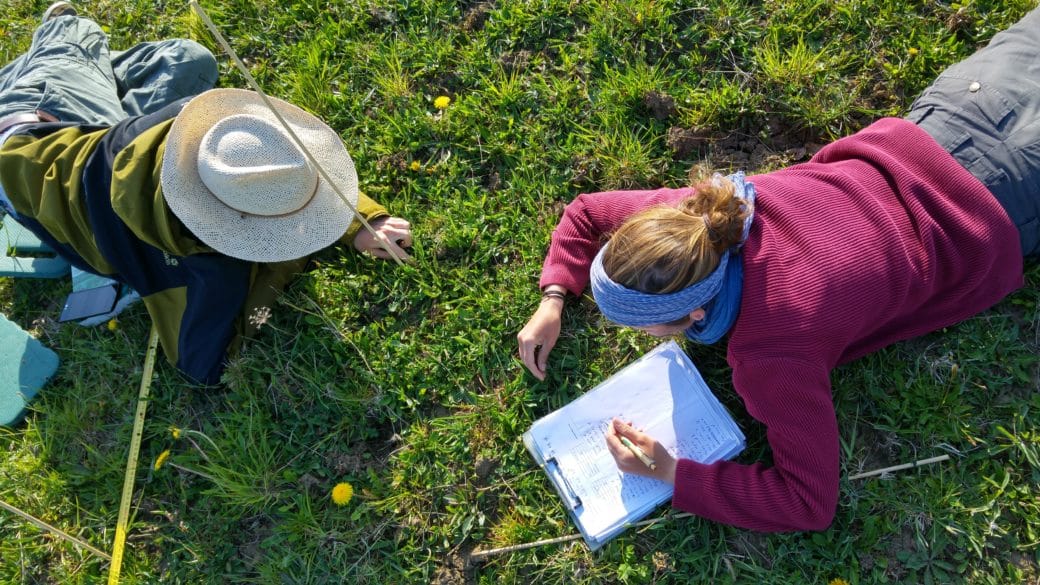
[2, 0, 1038, 582]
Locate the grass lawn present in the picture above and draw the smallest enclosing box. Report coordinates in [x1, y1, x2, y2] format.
[2, 0, 1039, 583]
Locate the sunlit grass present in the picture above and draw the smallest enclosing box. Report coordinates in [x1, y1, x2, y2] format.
[1, 0, 1038, 583]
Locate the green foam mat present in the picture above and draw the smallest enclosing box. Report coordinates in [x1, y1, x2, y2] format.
[0, 215, 70, 279]
[0, 314, 60, 426]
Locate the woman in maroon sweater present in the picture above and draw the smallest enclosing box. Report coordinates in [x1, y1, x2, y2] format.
[517, 11, 1039, 531]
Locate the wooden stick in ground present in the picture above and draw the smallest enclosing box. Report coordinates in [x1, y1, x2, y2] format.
[470, 454, 953, 561]
[468, 532, 585, 562]
[468, 512, 695, 561]
[188, 1, 406, 266]
[0, 499, 112, 562]
[847, 454, 951, 480]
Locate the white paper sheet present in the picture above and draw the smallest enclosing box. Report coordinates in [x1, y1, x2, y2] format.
[524, 341, 745, 549]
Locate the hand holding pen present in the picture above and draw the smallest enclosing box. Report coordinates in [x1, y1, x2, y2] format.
[605, 418, 678, 485]
[619, 435, 656, 470]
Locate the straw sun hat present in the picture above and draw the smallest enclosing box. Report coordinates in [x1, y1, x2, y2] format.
[161, 88, 358, 262]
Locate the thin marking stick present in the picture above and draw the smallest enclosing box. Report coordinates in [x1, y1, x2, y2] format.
[0, 498, 112, 562]
[107, 326, 160, 585]
[471, 455, 952, 561]
[468, 533, 584, 561]
[468, 512, 695, 560]
[188, 0, 406, 266]
[847, 454, 950, 480]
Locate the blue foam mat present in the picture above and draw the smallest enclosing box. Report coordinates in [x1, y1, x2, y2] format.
[0, 214, 70, 279]
[0, 314, 60, 426]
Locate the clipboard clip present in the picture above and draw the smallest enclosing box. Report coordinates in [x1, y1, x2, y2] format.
[545, 457, 582, 511]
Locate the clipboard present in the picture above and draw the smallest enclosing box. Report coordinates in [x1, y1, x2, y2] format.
[523, 341, 745, 550]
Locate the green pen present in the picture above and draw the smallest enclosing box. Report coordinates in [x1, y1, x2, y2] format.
[619, 436, 657, 471]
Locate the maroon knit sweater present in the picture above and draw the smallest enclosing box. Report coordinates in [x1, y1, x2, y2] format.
[539, 118, 1024, 531]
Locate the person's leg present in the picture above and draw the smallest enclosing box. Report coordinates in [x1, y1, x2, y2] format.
[110, 39, 218, 117]
[0, 15, 125, 124]
[0, 55, 31, 93]
[907, 7, 1040, 256]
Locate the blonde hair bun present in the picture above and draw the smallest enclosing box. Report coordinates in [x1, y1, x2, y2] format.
[604, 174, 752, 294]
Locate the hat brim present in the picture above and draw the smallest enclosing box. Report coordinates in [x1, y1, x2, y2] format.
[161, 88, 358, 263]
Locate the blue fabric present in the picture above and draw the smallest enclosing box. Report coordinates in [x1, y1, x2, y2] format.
[0, 16, 216, 124]
[590, 245, 730, 326]
[1, 17, 230, 382]
[684, 247, 744, 344]
[82, 104, 250, 384]
[0, 184, 17, 218]
[0, 186, 15, 220]
[590, 172, 757, 344]
[6, 103, 247, 384]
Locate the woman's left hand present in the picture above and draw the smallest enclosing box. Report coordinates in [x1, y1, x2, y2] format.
[353, 216, 413, 261]
[605, 418, 678, 484]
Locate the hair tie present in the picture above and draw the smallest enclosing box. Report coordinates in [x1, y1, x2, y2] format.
[701, 213, 721, 244]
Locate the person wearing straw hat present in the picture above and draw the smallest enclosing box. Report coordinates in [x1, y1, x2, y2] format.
[0, 4, 412, 384]
[518, 8, 1040, 531]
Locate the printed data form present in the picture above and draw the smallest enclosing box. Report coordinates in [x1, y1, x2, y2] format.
[527, 341, 745, 544]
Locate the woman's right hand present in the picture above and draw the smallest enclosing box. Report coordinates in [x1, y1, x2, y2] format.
[517, 290, 566, 380]
[605, 419, 678, 485]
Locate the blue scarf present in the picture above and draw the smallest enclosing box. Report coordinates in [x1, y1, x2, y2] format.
[590, 172, 756, 344]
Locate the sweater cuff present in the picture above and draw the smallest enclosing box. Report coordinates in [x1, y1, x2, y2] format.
[670, 458, 710, 514]
[538, 268, 586, 297]
[340, 190, 389, 244]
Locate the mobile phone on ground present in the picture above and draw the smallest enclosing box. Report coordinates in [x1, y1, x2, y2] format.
[58, 284, 119, 323]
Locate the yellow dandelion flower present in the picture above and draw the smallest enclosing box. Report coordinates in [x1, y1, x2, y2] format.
[170, 426, 181, 440]
[107, 318, 119, 331]
[153, 449, 171, 471]
[410, 160, 421, 172]
[828, 579, 851, 585]
[433, 95, 451, 110]
[908, 47, 919, 57]
[331, 482, 354, 506]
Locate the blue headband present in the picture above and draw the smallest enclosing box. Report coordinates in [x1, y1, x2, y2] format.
[590, 172, 756, 343]
[590, 246, 729, 326]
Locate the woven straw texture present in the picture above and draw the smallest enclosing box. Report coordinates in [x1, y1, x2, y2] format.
[161, 88, 358, 262]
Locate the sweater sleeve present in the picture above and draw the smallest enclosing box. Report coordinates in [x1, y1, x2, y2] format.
[670, 357, 840, 531]
[539, 187, 694, 294]
[339, 190, 389, 244]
